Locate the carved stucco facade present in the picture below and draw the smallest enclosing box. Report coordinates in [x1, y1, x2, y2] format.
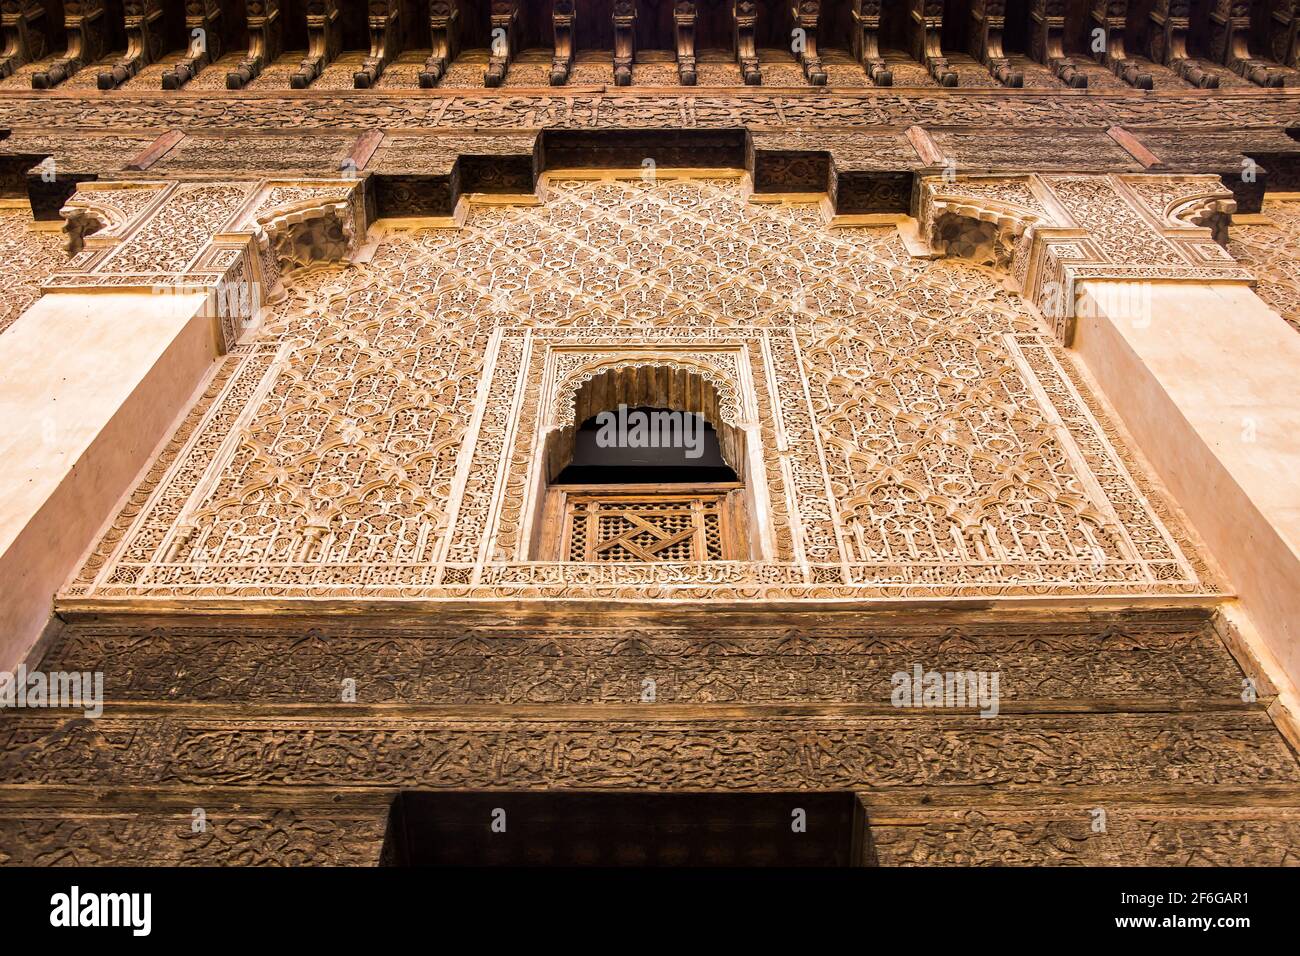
[0, 11, 1298, 863]
[65, 173, 1220, 601]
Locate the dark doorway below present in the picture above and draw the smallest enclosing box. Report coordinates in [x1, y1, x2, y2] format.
[380, 791, 869, 866]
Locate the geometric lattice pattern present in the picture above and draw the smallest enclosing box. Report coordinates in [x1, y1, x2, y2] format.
[564, 494, 728, 562]
[67, 175, 1213, 600]
[0, 209, 64, 337]
[1228, 199, 1300, 335]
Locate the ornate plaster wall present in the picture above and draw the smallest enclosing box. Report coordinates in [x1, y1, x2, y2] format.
[65, 172, 1214, 602]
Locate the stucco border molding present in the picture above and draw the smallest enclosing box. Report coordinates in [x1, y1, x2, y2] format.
[47, 177, 370, 353]
[914, 172, 1253, 345]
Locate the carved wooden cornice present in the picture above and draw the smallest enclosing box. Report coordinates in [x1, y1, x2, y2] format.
[674, 0, 697, 85]
[551, 0, 575, 85]
[1029, 0, 1086, 87]
[1148, 0, 1218, 88]
[355, 0, 402, 89]
[909, 0, 956, 86]
[1209, 0, 1287, 86]
[421, 0, 460, 87]
[0, 0, 46, 79]
[486, 0, 519, 87]
[293, 0, 342, 89]
[31, 0, 107, 89]
[850, 0, 892, 86]
[228, 0, 282, 90]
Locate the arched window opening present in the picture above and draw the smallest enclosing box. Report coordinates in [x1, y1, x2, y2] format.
[531, 365, 757, 562]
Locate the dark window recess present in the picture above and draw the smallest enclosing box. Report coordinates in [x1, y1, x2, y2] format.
[555, 407, 738, 484]
[380, 791, 871, 866]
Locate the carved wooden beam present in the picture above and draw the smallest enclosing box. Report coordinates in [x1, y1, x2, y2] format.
[909, 0, 956, 86]
[1028, 0, 1086, 86]
[792, 0, 825, 84]
[485, 0, 518, 87]
[969, 0, 1022, 85]
[420, 0, 459, 86]
[850, 0, 892, 85]
[1148, 0, 1219, 87]
[0, 0, 47, 78]
[98, 0, 165, 89]
[1208, 0, 1286, 85]
[162, 0, 223, 89]
[1091, 0, 1152, 89]
[31, 0, 106, 88]
[734, 0, 761, 84]
[673, 0, 697, 84]
[549, 0, 574, 84]
[612, 0, 636, 85]
[227, 0, 282, 89]
[355, 0, 401, 87]
[292, 0, 342, 88]
[1269, 0, 1298, 66]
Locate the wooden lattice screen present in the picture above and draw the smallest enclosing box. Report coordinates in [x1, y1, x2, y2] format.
[542, 485, 746, 562]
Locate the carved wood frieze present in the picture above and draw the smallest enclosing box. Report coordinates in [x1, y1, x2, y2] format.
[2, 89, 1298, 135]
[0, 604, 1293, 865]
[3, 802, 1300, 866]
[30, 0, 107, 89]
[1, 708, 1295, 790]
[293, 0, 342, 89]
[35, 609, 1252, 706]
[228, 0, 282, 90]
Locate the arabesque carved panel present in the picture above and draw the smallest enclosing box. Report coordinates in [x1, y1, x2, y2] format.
[67, 174, 1215, 601]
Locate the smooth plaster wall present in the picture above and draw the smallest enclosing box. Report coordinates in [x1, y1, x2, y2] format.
[0, 291, 216, 671]
[1074, 280, 1300, 696]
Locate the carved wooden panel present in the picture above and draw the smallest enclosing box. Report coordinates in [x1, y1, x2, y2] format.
[554, 489, 738, 562]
